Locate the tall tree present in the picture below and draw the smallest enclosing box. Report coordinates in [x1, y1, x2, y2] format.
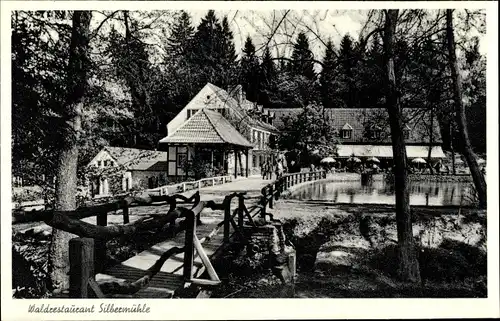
[382, 9, 421, 283]
[445, 9, 487, 208]
[291, 32, 316, 80]
[319, 40, 338, 109]
[463, 37, 486, 153]
[337, 34, 358, 108]
[48, 10, 92, 292]
[191, 10, 235, 88]
[11, 11, 72, 185]
[259, 46, 277, 107]
[165, 10, 195, 59]
[240, 36, 261, 102]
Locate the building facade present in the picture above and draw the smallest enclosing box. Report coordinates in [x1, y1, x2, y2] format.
[159, 83, 279, 179]
[87, 147, 169, 197]
[267, 107, 446, 168]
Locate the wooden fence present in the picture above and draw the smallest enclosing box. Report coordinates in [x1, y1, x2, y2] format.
[149, 175, 233, 196]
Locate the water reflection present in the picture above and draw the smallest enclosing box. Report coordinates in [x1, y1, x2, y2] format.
[290, 180, 473, 206]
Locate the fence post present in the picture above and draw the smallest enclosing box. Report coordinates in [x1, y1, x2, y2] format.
[95, 212, 108, 273]
[238, 194, 244, 228]
[69, 237, 94, 298]
[183, 211, 195, 281]
[122, 205, 129, 224]
[269, 185, 274, 209]
[223, 196, 231, 244]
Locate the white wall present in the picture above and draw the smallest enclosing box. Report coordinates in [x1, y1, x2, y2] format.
[166, 84, 228, 135]
[88, 150, 116, 168]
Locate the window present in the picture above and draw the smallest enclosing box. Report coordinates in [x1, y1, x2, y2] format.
[341, 123, 353, 139]
[97, 160, 102, 167]
[177, 153, 187, 168]
[341, 130, 352, 139]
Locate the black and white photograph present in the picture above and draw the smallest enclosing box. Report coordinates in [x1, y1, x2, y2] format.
[1, 1, 498, 319]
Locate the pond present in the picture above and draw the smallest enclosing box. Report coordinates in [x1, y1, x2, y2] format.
[289, 179, 475, 206]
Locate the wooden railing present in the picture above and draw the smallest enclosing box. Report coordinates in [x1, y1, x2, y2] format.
[259, 170, 327, 219]
[68, 192, 227, 298]
[149, 175, 233, 196]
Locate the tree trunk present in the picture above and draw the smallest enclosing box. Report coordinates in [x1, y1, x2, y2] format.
[48, 11, 92, 292]
[445, 9, 487, 208]
[427, 107, 434, 174]
[450, 123, 456, 174]
[382, 9, 421, 283]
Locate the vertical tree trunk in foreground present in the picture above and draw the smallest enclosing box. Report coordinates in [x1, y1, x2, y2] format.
[445, 9, 487, 208]
[427, 107, 434, 174]
[382, 9, 421, 283]
[49, 11, 92, 292]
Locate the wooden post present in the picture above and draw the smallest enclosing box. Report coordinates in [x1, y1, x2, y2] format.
[223, 196, 231, 244]
[69, 238, 94, 298]
[234, 150, 238, 179]
[210, 149, 214, 174]
[238, 194, 244, 228]
[269, 185, 274, 209]
[122, 205, 129, 224]
[183, 211, 196, 281]
[95, 212, 108, 273]
[288, 252, 297, 282]
[245, 149, 249, 178]
[193, 235, 220, 281]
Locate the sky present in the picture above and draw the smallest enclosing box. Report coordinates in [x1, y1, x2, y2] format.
[85, 8, 486, 68]
[188, 10, 366, 59]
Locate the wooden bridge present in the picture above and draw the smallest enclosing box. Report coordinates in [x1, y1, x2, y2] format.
[51, 170, 327, 298]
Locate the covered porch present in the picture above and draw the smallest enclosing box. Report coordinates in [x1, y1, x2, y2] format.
[333, 144, 446, 170]
[158, 108, 254, 181]
[159, 143, 252, 181]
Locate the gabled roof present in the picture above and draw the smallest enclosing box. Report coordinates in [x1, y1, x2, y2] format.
[205, 83, 278, 133]
[342, 123, 353, 130]
[100, 147, 168, 171]
[159, 109, 253, 148]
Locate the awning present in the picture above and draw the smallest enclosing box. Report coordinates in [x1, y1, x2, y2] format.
[337, 145, 446, 159]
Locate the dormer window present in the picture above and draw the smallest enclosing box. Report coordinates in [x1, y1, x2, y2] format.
[341, 123, 353, 139]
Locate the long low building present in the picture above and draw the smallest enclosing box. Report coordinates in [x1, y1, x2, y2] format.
[266, 107, 446, 166]
[336, 145, 446, 159]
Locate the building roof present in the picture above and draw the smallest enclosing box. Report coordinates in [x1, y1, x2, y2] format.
[206, 83, 278, 133]
[159, 109, 253, 148]
[102, 147, 168, 171]
[265, 107, 442, 144]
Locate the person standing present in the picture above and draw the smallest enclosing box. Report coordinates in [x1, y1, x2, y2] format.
[276, 159, 284, 179]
